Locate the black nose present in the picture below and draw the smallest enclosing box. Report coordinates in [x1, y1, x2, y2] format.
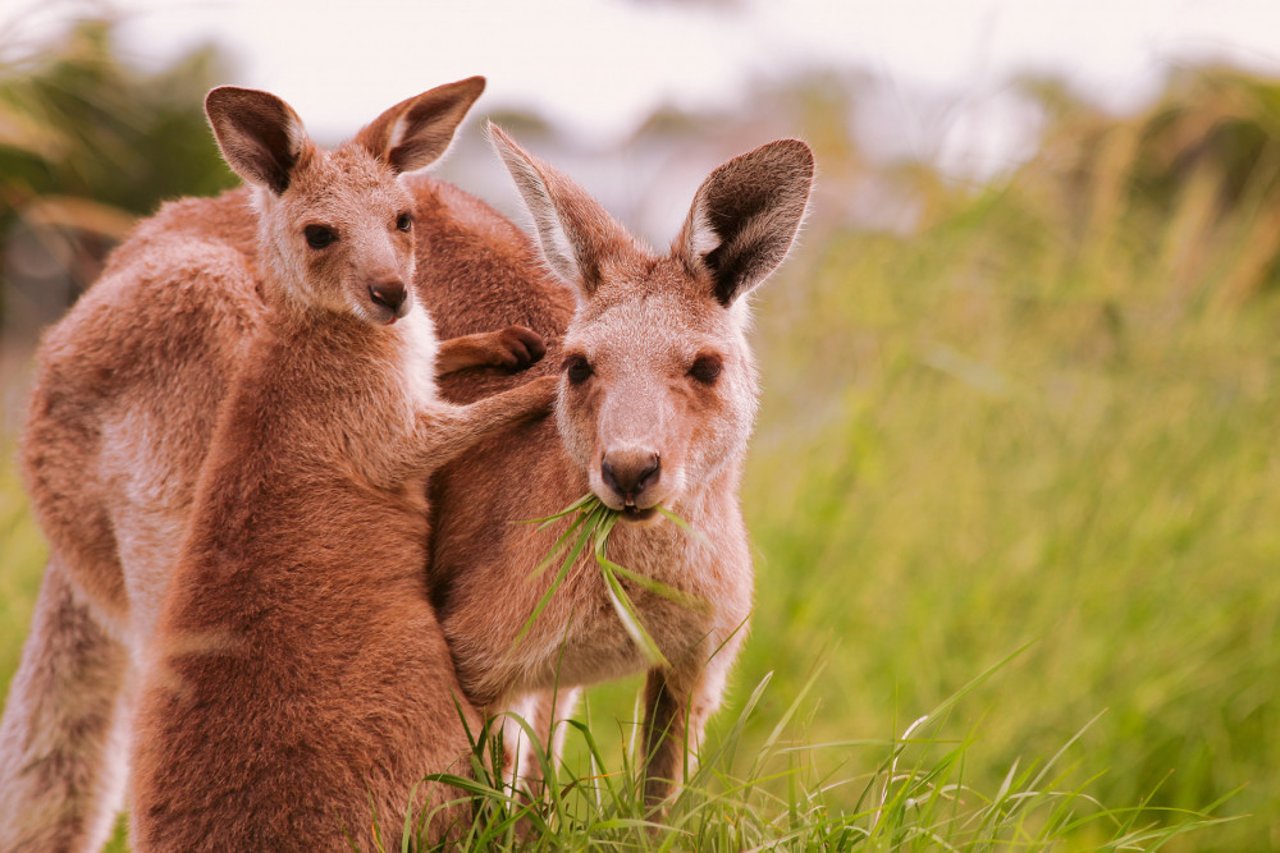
[601, 451, 661, 504]
[368, 280, 407, 314]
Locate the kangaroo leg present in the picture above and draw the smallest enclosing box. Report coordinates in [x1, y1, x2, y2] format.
[535, 686, 581, 779]
[0, 557, 132, 853]
[412, 375, 557, 470]
[499, 686, 581, 797]
[641, 630, 744, 809]
[435, 326, 545, 377]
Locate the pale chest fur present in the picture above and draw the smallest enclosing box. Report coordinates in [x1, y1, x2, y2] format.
[395, 307, 440, 412]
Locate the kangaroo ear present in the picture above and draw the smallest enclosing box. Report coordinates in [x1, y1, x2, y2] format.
[676, 139, 814, 306]
[205, 86, 310, 195]
[354, 76, 486, 175]
[488, 123, 637, 296]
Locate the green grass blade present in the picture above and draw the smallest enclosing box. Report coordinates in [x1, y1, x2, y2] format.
[530, 508, 592, 578]
[518, 491, 597, 526]
[600, 559, 670, 668]
[513, 516, 595, 648]
[603, 557, 708, 611]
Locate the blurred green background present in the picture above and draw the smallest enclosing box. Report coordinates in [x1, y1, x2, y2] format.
[2, 10, 1278, 850]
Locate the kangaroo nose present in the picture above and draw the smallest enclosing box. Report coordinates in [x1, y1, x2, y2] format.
[368, 279, 407, 314]
[601, 450, 661, 504]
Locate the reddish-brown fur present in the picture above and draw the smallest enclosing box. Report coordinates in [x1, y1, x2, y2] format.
[0, 82, 812, 847]
[0, 79, 554, 851]
[426, 127, 814, 805]
[128, 83, 559, 849]
[131, 289, 553, 849]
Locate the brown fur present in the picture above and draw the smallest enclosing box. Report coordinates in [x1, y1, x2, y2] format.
[0, 559, 131, 852]
[0, 78, 550, 851]
[128, 84, 557, 849]
[0, 83, 811, 846]
[426, 128, 814, 805]
[130, 303, 552, 849]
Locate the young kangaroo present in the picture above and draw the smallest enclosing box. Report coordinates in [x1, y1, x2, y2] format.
[426, 127, 814, 805]
[127, 88, 557, 848]
[124, 86, 555, 845]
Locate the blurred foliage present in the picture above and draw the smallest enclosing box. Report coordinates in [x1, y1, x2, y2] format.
[729, 64, 1280, 850]
[1000, 66, 1280, 305]
[0, 14, 236, 323]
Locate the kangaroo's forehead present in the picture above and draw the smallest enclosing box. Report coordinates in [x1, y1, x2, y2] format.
[285, 145, 410, 217]
[570, 284, 737, 360]
[585, 256, 715, 316]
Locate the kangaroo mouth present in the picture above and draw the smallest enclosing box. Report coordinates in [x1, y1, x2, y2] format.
[620, 504, 658, 523]
[591, 483, 662, 523]
[372, 304, 405, 326]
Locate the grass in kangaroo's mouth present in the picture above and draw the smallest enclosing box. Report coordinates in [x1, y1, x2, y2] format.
[516, 493, 706, 667]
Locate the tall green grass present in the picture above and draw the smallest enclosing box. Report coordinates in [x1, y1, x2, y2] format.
[0, 440, 42, 690]
[729, 122, 1280, 845]
[394, 649, 1225, 850]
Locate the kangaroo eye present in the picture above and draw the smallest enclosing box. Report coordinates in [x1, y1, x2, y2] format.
[396, 212, 413, 232]
[689, 354, 723, 385]
[304, 225, 337, 249]
[563, 354, 593, 385]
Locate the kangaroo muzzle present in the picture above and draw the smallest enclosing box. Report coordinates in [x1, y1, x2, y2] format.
[368, 278, 408, 321]
[601, 447, 661, 510]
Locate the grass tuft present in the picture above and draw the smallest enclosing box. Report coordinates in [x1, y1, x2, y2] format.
[518, 494, 705, 668]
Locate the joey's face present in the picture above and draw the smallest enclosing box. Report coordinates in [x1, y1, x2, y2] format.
[557, 259, 758, 522]
[205, 79, 490, 327]
[258, 146, 418, 326]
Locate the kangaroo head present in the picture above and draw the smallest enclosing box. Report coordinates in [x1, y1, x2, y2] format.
[491, 127, 813, 521]
[204, 77, 485, 325]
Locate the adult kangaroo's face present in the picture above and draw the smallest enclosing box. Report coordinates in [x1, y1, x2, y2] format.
[491, 127, 814, 520]
[558, 264, 763, 519]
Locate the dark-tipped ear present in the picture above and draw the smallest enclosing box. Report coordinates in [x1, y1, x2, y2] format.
[205, 86, 309, 195]
[354, 76, 486, 175]
[488, 122, 636, 295]
[676, 139, 814, 306]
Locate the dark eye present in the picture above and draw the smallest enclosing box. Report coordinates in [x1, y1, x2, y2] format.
[563, 354, 593, 385]
[396, 212, 413, 232]
[689, 354, 723, 385]
[304, 225, 337, 249]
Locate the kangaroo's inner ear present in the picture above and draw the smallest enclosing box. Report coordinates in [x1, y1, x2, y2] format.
[205, 86, 309, 195]
[488, 122, 637, 297]
[354, 76, 486, 175]
[676, 139, 815, 307]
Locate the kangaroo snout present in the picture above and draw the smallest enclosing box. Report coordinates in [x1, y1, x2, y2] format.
[368, 279, 408, 319]
[601, 449, 661, 508]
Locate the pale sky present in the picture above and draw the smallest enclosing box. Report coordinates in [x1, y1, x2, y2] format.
[8, 0, 1280, 147]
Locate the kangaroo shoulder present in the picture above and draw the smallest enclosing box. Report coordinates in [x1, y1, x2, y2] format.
[103, 188, 257, 277]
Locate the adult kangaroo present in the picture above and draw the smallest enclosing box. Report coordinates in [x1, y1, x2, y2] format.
[0, 77, 553, 851]
[426, 126, 814, 806]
